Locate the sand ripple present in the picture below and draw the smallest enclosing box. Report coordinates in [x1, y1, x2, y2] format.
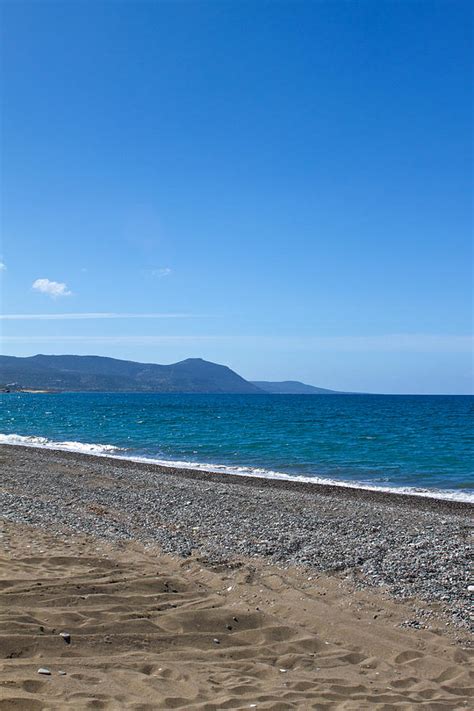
[0, 523, 472, 710]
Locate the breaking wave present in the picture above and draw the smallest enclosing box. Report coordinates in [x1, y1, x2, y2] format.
[1, 431, 473, 504]
[0, 432, 122, 456]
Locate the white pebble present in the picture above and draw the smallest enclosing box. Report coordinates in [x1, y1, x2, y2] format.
[38, 668, 51, 675]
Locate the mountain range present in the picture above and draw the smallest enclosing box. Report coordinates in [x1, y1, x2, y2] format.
[0, 354, 341, 394]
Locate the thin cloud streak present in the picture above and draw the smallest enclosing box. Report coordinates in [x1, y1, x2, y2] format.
[0, 312, 200, 320]
[1, 334, 472, 352]
[1, 336, 219, 344]
[291, 334, 474, 353]
[151, 267, 172, 278]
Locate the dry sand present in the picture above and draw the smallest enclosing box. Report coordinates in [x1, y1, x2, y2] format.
[0, 520, 472, 710]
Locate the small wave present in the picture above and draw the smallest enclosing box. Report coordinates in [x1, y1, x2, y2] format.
[133, 456, 474, 503]
[1, 432, 473, 504]
[0, 433, 122, 456]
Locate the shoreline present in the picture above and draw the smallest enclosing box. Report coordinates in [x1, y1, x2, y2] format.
[1, 442, 473, 707]
[1, 437, 473, 510]
[1, 443, 473, 629]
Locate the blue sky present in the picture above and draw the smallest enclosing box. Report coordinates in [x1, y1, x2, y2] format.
[1, 0, 472, 394]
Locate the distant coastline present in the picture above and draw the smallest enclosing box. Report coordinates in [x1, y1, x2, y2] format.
[0, 353, 344, 394]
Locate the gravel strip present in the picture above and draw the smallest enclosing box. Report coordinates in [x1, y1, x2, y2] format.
[1, 444, 472, 630]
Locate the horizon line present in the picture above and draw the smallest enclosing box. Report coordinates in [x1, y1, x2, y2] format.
[0, 351, 471, 396]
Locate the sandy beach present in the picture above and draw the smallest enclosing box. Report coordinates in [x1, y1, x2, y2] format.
[1, 444, 473, 709]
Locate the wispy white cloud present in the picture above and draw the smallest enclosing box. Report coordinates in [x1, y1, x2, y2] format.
[1, 335, 219, 344]
[151, 267, 172, 278]
[0, 312, 197, 320]
[0, 262, 6, 271]
[32, 278, 72, 298]
[1, 333, 472, 352]
[274, 334, 474, 353]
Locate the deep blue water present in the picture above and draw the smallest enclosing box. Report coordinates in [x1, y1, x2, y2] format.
[1, 393, 473, 500]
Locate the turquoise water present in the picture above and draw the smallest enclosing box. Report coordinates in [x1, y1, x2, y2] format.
[1, 393, 473, 500]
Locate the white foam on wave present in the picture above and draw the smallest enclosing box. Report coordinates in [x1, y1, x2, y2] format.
[1, 432, 473, 504]
[133, 456, 474, 503]
[0, 432, 121, 456]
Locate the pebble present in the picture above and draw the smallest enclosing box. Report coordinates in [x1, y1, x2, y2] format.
[2, 446, 473, 630]
[38, 668, 51, 675]
[59, 632, 71, 643]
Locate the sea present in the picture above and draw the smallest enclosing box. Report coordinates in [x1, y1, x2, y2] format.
[1, 392, 473, 502]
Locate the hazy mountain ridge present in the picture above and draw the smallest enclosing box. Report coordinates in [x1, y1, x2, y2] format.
[0, 354, 341, 394]
[0, 355, 262, 394]
[251, 380, 340, 394]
